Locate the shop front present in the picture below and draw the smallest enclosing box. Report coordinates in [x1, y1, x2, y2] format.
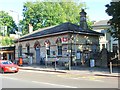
[0, 46, 15, 62]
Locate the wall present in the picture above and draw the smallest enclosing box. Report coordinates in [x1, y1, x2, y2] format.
[15, 33, 100, 66]
[15, 34, 70, 64]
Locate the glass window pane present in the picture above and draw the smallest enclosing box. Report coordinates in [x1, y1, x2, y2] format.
[58, 46, 62, 55]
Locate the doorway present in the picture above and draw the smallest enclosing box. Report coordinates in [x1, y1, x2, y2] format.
[36, 47, 40, 64]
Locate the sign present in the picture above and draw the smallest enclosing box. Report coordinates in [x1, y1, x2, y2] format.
[62, 37, 68, 43]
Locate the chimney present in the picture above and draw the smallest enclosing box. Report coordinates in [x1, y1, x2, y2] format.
[79, 9, 88, 30]
[29, 24, 33, 33]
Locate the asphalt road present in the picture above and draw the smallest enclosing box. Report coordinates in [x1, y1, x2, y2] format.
[0, 70, 118, 88]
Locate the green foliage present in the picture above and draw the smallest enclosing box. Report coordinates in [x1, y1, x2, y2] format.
[87, 19, 93, 29]
[0, 11, 17, 36]
[20, 0, 88, 35]
[1, 36, 14, 46]
[105, 2, 120, 39]
[106, 1, 120, 59]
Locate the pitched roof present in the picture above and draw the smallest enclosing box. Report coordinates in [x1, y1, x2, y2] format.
[19, 22, 103, 41]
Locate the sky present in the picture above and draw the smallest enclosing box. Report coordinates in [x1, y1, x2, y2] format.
[0, 0, 112, 24]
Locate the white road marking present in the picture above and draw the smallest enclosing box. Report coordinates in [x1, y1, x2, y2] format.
[73, 78, 104, 82]
[2, 76, 78, 88]
[57, 75, 104, 82]
[31, 81, 78, 88]
[19, 69, 61, 75]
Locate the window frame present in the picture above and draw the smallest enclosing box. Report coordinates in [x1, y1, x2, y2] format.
[57, 45, 62, 56]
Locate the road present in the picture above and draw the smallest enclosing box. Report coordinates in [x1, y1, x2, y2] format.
[0, 70, 118, 88]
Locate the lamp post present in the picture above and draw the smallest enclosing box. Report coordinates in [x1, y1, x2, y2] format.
[68, 34, 74, 70]
[10, 10, 20, 64]
[10, 10, 19, 27]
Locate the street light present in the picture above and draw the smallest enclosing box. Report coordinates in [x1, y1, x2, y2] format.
[68, 33, 75, 70]
[9, 10, 19, 28]
[10, 10, 21, 64]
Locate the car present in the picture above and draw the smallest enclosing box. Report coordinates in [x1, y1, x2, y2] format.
[0, 60, 19, 73]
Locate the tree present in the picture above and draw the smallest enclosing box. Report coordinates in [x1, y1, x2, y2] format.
[20, 0, 87, 35]
[1, 36, 14, 46]
[105, 1, 120, 60]
[0, 11, 17, 36]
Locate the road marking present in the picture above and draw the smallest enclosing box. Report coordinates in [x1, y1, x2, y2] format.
[57, 74, 104, 82]
[31, 81, 78, 88]
[3, 76, 19, 81]
[71, 77, 104, 82]
[19, 70, 60, 75]
[2, 76, 78, 88]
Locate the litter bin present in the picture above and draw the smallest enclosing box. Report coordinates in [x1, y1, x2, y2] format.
[90, 59, 95, 67]
[19, 57, 23, 66]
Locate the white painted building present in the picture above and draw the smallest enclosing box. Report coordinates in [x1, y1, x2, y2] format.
[93, 20, 118, 54]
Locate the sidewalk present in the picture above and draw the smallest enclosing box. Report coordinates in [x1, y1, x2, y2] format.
[19, 64, 119, 77]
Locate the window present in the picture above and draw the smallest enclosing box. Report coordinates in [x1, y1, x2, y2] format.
[113, 44, 118, 54]
[44, 40, 51, 56]
[18, 45, 22, 57]
[27, 46, 30, 54]
[56, 38, 62, 56]
[58, 46, 62, 56]
[2, 61, 12, 65]
[47, 46, 50, 56]
[26, 43, 30, 54]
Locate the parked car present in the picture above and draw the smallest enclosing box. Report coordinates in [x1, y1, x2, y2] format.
[0, 60, 19, 73]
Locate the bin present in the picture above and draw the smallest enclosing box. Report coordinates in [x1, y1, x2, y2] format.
[19, 57, 23, 66]
[90, 59, 95, 67]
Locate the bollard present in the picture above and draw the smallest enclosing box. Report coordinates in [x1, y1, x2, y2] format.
[54, 60, 56, 70]
[110, 62, 112, 74]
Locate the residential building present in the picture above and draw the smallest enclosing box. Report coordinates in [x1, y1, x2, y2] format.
[92, 20, 118, 54]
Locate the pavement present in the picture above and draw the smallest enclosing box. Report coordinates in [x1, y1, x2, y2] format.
[19, 64, 119, 77]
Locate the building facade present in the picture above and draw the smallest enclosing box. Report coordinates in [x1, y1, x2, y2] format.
[0, 46, 15, 61]
[93, 20, 118, 54]
[15, 10, 103, 66]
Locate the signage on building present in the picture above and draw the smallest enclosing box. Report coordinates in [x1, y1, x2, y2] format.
[62, 37, 68, 43]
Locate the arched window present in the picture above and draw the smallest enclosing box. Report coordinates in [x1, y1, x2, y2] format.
[56, 38, 62, 56]
[34, 41, 40, 49]
[18, 44, 22, 57]
[26, 43, 30, 54]
[44, 39, 50, 56]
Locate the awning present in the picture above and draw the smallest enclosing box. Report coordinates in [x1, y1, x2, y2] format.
[0, 50, 14, 53]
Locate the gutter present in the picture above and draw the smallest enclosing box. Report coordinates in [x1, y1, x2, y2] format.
[15, 30, 103, 43]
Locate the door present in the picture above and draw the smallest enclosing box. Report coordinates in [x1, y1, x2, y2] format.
[36, 47, 40, 64]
